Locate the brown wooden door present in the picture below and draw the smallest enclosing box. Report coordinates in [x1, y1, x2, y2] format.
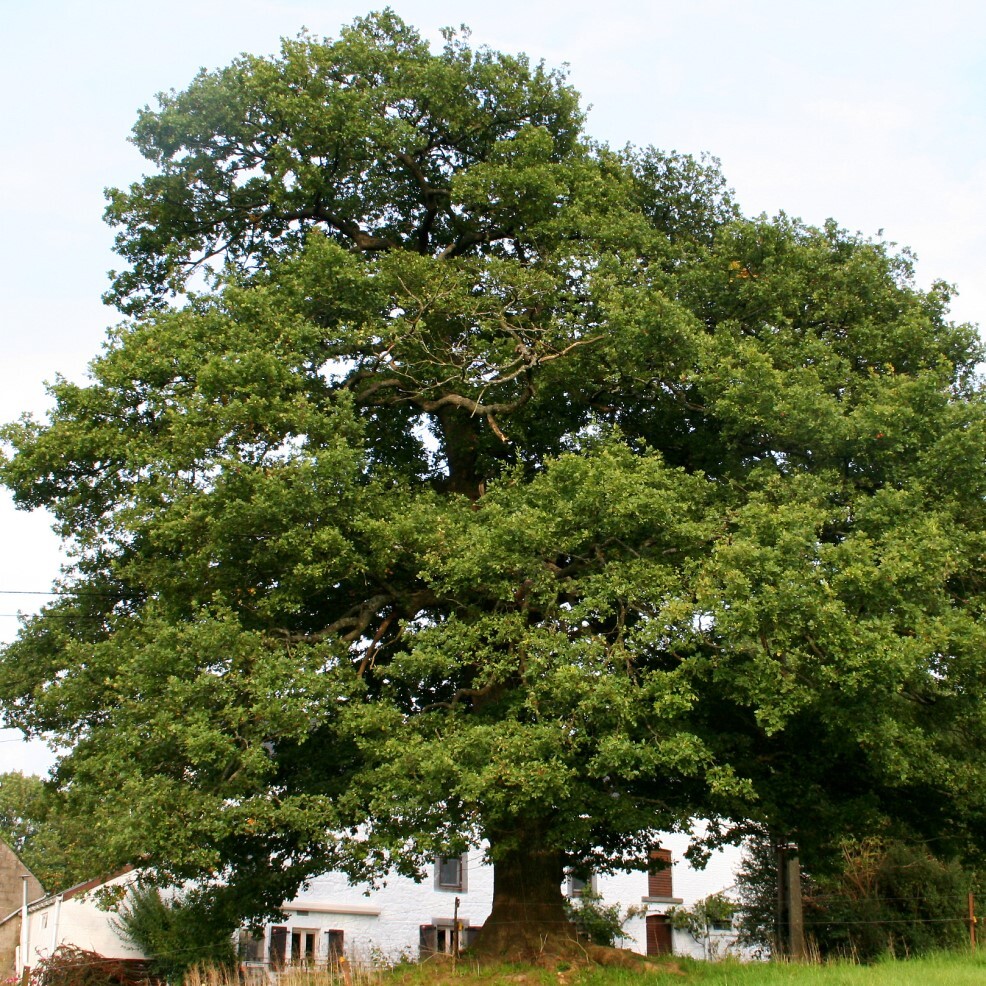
[646, 914, 673, 955]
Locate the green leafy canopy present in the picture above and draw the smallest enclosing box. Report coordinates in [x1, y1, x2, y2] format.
[2, 10, 985, 940]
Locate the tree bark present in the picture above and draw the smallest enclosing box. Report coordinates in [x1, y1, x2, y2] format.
[470, 828, 577, 960]
[437, 406, 482, 499]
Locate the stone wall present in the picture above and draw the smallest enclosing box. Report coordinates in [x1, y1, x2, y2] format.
[0, 839, 45, 976]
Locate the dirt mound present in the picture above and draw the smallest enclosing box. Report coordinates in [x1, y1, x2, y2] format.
[401, 946, 683, 985]
[428, 938, 680, 970]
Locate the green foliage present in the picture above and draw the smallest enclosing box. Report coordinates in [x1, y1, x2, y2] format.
[0, 770, 45, 857]
[2, 8, 986, 938]
[733, 832, 975, 961]
[563, 889, 639, 947]
[113, 881, 237, 982]
[102, 11, 586, 315]
[0, 771, 97, 891]
[667, 892, 737, 940]
[732, 828, 779, 955]
[804, 839, 974, 960]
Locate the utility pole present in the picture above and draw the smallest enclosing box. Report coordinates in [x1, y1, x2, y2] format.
[785, 846, 805, 960]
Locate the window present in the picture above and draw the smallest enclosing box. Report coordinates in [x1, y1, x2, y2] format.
[647, 848, 674, 899]
[563, 869, 595, 898]
[237, 929, 265, 962]
[435, 854, 467, 892]
[419, 921, 479, 957]
[290, 929, 317, 965]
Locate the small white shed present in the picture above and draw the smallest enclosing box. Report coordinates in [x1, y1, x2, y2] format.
[14, 869, 144, 976]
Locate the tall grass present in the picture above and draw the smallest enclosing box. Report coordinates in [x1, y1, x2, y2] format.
[183, 951, 986, 986]
[184, 961, 378, 986]
[579, 952, 986, 986]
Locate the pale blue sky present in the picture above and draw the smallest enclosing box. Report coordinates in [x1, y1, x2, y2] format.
[2, 0, 985, 773]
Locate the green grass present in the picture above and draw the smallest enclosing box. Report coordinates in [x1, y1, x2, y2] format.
[382, 951, 986, 986]
[186, 951, 986, 986]
[575, 952, 986, 986]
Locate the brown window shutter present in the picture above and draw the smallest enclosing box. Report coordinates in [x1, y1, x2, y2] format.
[269, 926, 288, 969]
[327, 930, 344, 964]
[648, 848, 673, 898]
[419, 924, 438, 957]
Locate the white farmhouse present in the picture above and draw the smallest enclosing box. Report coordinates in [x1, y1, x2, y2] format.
[5, 832, 747, 977]
[240, 830, 746, 968]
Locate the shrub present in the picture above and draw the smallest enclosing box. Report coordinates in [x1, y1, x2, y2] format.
[805, 838, 974, 960]
[563, 889, 638, 947]
[112, 882, 237, 983]
[732, 827, 780, 956]
[733, 830, 975, 960]
[668, 892, 737, 938]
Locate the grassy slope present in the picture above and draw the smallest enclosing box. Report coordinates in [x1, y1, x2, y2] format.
[378, 951, 986, 986]
[584, 953, 986, 986]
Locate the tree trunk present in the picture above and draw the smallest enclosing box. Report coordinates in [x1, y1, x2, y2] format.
[469, 829, 577, 961]
[437, 407, 482, 499]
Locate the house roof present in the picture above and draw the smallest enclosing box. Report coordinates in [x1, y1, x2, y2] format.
[0, 893, 48, 928]
[57, 867, 136, 902]
[0, 866, 136, 923]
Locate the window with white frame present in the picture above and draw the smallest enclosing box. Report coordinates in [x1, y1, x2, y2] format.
[290, 929, 317, 965]
[435, 854, 467, 892]
[564, 868, 595, 898]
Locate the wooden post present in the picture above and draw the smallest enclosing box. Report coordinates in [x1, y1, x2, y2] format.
[775, 843, 787, 959]
[452, 895, 461, 962]
[785, 848, 805, 961]
[968, 892, 977, 950]
[775, 842, 805, 961]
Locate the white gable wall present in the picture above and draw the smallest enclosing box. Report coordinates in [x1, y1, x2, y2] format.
[19, 871, 145, 974]
[255, 832, 744, 964]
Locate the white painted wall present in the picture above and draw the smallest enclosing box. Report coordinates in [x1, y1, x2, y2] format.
[19, 872, 145, 974]
[259, 832, 747, 964]
[270, 855, 495, 964]
[593, 831, 749, 960]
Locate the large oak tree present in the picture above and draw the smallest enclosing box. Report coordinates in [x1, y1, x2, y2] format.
[4, 11, 986, 958]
